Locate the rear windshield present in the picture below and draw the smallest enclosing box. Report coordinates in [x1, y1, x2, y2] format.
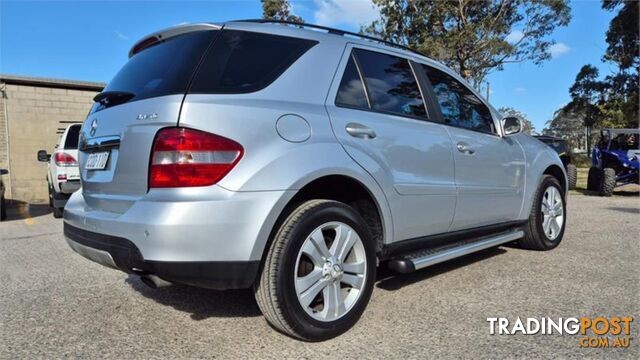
[93, 30, 217, 112]
[189, 30, 317, 93]
[63, 125, 81, 149]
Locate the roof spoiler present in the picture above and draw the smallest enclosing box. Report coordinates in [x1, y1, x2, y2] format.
[128, 23, 222, 58]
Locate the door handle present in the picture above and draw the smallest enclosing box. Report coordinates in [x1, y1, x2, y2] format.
[346, 123, 376, 139]
[456, 142, 475, 155]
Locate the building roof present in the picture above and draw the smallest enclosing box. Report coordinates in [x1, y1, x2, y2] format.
[0, 74, 105, 91]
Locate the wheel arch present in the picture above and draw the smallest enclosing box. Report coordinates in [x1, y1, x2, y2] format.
[251, 172, 393, 265]
[543, 164, 567, 196]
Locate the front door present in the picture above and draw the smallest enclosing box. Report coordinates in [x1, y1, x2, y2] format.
[421, 64, 525, 230]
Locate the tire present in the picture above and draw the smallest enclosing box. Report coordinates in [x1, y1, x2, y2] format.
[52, 207, 63, 218]
[518, 175, 566, 250]
[587, 166, 600, 191]
[566, 164, 577, 190]
[599, 168, 616, 197]
[254, 199, 376, 341]
[0, 196, 6, 221]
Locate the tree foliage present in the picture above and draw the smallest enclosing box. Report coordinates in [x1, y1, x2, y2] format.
[498, 107, 535, 134]
[545, 1, 638, 150]
[261, 0, 302, 23]
[362, 0, 571, 86]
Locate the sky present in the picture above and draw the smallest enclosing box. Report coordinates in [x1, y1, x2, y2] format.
[0, 0, 617, 131]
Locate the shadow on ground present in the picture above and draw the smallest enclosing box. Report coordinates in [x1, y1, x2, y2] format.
[2, 200, 52, 221]
[375, 247, 508, 291]
[124, 247, 510, 320]
[125, 275, 262, 320]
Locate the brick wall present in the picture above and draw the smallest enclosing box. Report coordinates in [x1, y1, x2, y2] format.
[1, 82, 100, 203]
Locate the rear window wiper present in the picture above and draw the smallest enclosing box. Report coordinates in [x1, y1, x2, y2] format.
[93, 91, 135, 107]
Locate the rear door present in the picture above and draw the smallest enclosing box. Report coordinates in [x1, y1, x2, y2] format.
[326, 45, 457, 241]
[79, 26, 219, 213]
[420, 64, 525, 230]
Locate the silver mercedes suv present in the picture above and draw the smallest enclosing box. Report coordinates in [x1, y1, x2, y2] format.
[64, 20, 567, 341]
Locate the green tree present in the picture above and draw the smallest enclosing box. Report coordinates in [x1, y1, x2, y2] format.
[543, 107, 585, 151]
[600, 0, 638, 128]
[498, 107, 535, 134]
[261, 0, 303, 23]
[362, 0, 571, 86]
[564, 65, 605, 152]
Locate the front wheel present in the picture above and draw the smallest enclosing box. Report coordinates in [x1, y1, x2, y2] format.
[599, 168, 616, 197]
[255, 200, 376, 341]
[518, 175, 566, 250]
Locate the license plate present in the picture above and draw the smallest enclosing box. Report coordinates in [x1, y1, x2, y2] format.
[85, 151, 110, 170]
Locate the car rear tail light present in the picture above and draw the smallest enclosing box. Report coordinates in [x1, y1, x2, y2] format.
[149, 127, 243, 188]
[54, 152, 78, 167]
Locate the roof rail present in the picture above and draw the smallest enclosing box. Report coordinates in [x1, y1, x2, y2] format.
[233, 19, 425, 58]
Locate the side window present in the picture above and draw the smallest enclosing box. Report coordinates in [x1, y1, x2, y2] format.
[422, 65, 495, 134]
[352, 49, 427, 118]
[335, 54, 369, 109]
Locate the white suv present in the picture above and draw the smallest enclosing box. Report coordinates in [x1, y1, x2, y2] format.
[38, 124, 81, 217]
[64, 20, 567, 340]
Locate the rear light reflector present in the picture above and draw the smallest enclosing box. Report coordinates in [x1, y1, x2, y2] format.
[57, 174, 67, 181]
[149, 127, 243, 188]
[54, 152, 78, 167]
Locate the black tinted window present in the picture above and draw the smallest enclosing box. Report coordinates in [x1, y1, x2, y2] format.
[423, 65, 495, 133]
[353, 49, 426, 118]
[63, 125, 80, 149]
[190, 30, 317, 93]
[102, 31, 215, 104]
[335, 55, 369, 109]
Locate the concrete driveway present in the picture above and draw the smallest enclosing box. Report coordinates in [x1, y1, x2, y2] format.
[1, 193, 638, 358]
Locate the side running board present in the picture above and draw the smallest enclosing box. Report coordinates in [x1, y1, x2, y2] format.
[388, 229, 524, 273]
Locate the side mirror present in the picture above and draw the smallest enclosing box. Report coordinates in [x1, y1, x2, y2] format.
[502, 116, 522, 136]
[37, 150, 50, 162]
[0, 169, 7, 175]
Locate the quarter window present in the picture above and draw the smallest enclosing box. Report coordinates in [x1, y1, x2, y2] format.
[335, 55, 369, 109]
[422, 65, 495, 134]
[190, 30, 317, 94]
[352, 49, 427, 118]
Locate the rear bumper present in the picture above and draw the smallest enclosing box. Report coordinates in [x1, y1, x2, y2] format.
[60, 180, 81, 193]
[65, 223, 259, 289]
[63, 186, 294, 289]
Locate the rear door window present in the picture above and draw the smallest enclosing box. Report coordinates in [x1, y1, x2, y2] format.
[422, 65, 496, 134]
[99, 30, 217, 107]
[63, 125, 81, 149]
[352, 49, 427, 118]
[190, 30, 317, 93]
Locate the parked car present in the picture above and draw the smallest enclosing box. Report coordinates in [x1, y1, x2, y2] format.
[0, 168, 7, 221]
[534, 136, 577, 189]
[64, 20, 567, 341]
[587, 128, 640, 196]
[37, 124, 81, 217]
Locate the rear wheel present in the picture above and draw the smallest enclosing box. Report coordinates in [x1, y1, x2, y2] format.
[0, 196, 6, 220]
[518, 175, 566, 250]
[587, 166, 600, 191]
[599, 168, 616, 197]
[52, 207, 63, 218]
[255, 200, 376, 341]
[566, 164, 577, 190]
